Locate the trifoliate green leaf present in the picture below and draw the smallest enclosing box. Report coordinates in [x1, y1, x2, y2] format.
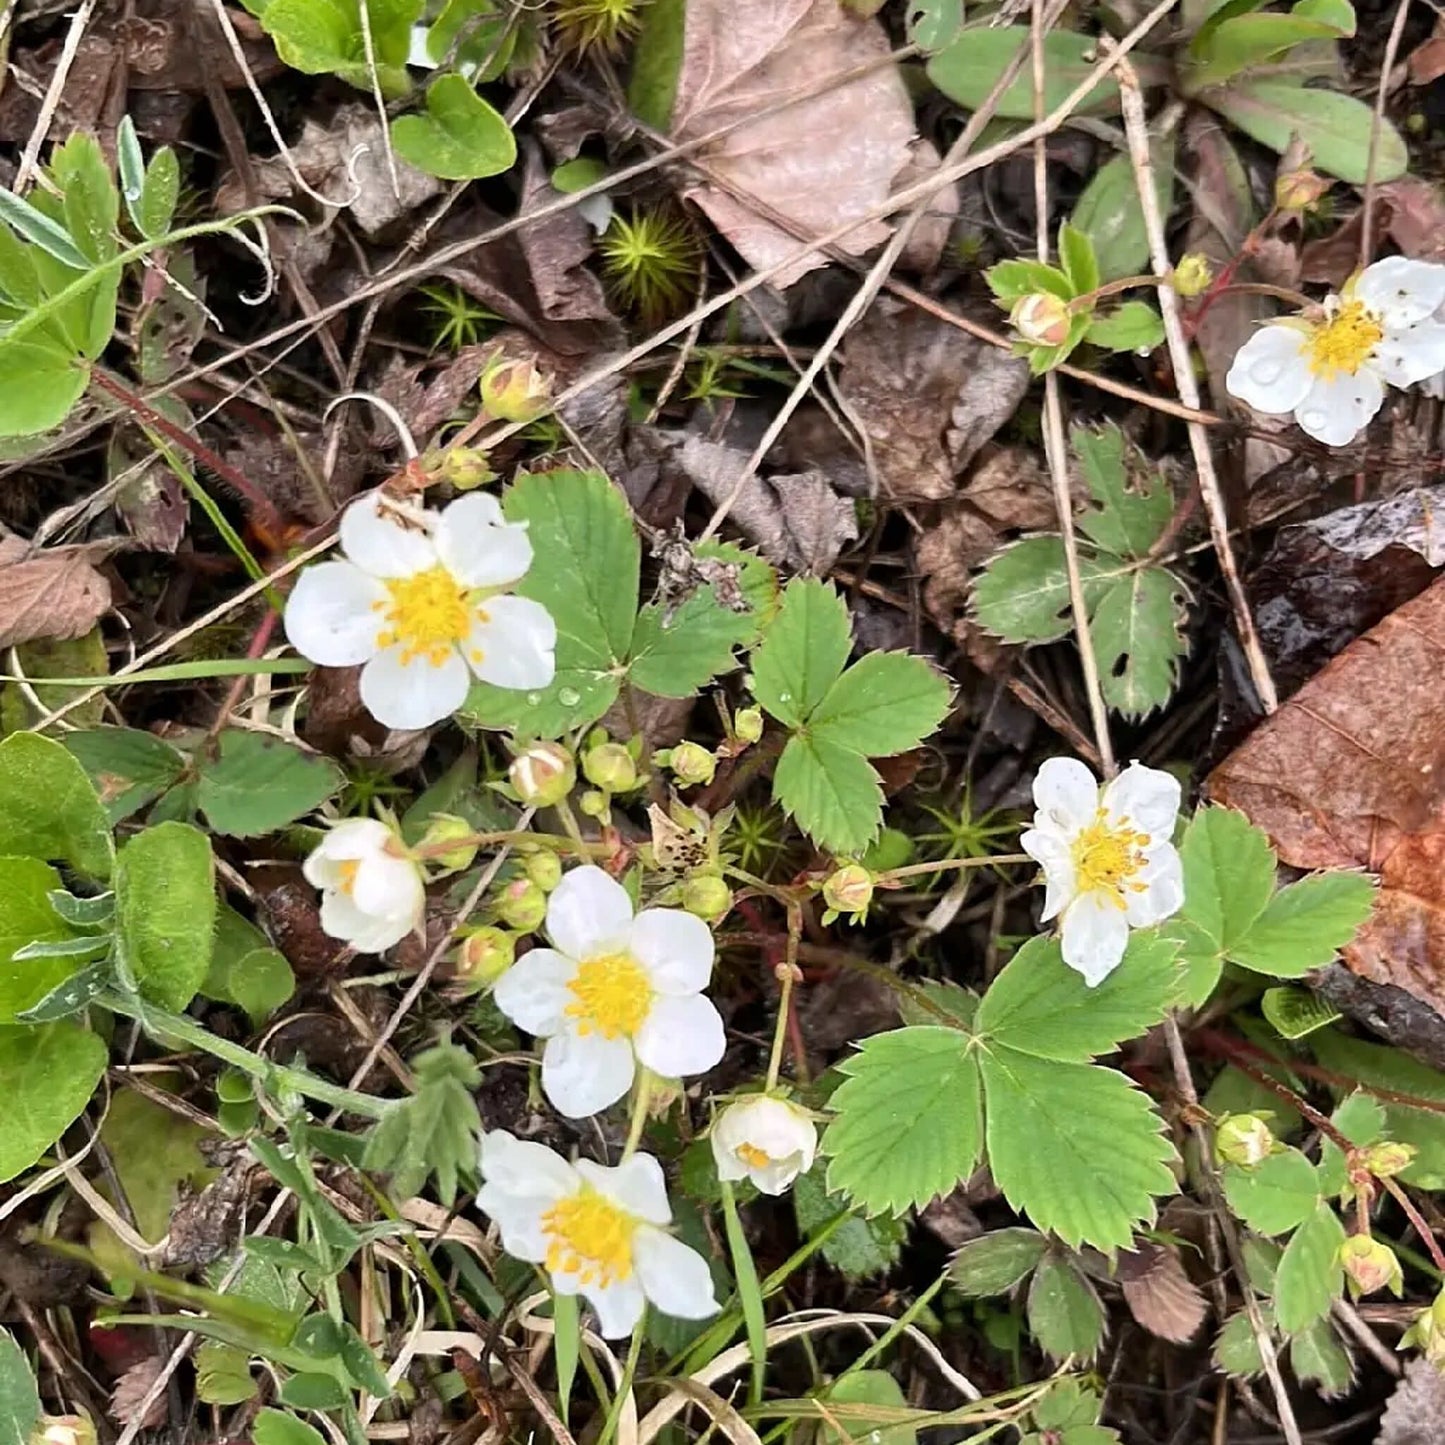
[1074, 424, 1173, 558]
[1213, 1307, 1270, 1378]
[196, 730, 344, 837]
[389, 75, 516, 181]
[973, 538, 1110, 643]
[1274, 1201, 1344, 1332]
[0, 1020, 106, 1181]
[949, 1227, 1047, 1295]
[363, 1043, 482, 1204]
[773, 732, 885, 856]
[1027, 1252, 1106, 1361]
[975, 932, 1178, 1063]
[792, 1168, 907, 1279]
[981, 1046, 1176, 1251]
[808, 650, 951, 757]
[1084, 301, 1165, 354]
[749, 578, 852, 727]
[1229, 872, 1378, 978]
[1177, 806, 1276, 952]
[1221, 1148, 1320, 1236]
[823, 1026, 983, 1217]
[0, 732, 113, 880]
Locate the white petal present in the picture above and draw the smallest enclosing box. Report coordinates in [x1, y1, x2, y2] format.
[475, 1187, 551, 1261]
[303, 817, 391, 886]
[1293, 369, 1384, 446]
[1354, 255, 1445, 328]
[1032, 757, 1099, 832]
[320, 890, 410, 951]
[1020, 828, 1075, 923]
[629, 909, 715, 995]
[468, 595, 557, 691]
[546, 866, 634, 959]
[436, 494, 535, 588]
[1059, 894, 1130, 986]
[1373, 321, 1445, 388]
[353, 850, 425, 922]
[541, 1027, 635, 1117]
[634, 993, 725, 1080]
[633, 1229, 719, 1320]
[579, 1275, 647, 1338]
[1102, 761, 1180, 838]
[478, 1130, 579, 1200]
[339, 491, 439, 577]
[1124, 846, 1185, 927]
[579, 1153, 672, 1225]
[711, 1136, 750, 1182]
[492, 947, 577, 1036]
[751, 1156, 808, 1194]
[712, 1098, 816, 1194]
[359, 646, 471, 730]
[1225, 325, 1313, 415]
[284, 562, 387, 667]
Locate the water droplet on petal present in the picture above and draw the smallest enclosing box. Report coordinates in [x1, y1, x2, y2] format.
[558, 686, 581, 707]
[1251, 360, 1283, 385]
[526, 692, 543, 706]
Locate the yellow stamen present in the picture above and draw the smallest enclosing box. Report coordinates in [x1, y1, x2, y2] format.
[336, 859, 361, 896]
[736, 1142, 772, 1170]
[376, 565, 475, 667]
[564, 952, 653, 1039]
[1306, 299, 1383, 380]
[1071, 810, 1150, 907]
[542, 1189, 636, 1287]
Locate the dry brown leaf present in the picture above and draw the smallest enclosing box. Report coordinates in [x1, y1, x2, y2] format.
[1209, 575, 1445, 1027]
[1117, 1243, 1207, 1344]
[1376, 1359, 1445, 1445]
[917, 508, 999, 632]
[110, 1355, 168, 1431]
[0, 537, 111, 649]
[1378, 178, 1445, 262]
[1407, 18, 1445, 86]
[670, 0, 915, 288]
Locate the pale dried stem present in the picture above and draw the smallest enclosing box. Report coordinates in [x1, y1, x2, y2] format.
[1359, 0, 1412, 270]
[358, 0, 403, 204]
[13, 0, 98, 191]
[1113, 55, 1279, 714]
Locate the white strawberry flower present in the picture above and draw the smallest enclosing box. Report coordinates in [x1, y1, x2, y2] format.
[284, 490, 556, 731]
[1226, 256, 1445, 446]
[1020, 758, 1184, 987]
[711, 1096, 817, 1195]
[303, 817, 425, 953]
[477, 1130, 718, 1337]
[492, 865, 725, 1119]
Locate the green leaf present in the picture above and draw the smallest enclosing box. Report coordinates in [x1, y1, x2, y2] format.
[52, 134, 118, 269]
[0, 1020, 106, 1181]
[1274, 1202, 1344, 1332]
[927, 28, 1140, 117]
[908, 0, 966, 51]
[1221, 1148, 1320, 1235]
[138, 147, 181, 240]
[1177, 806, 1277, 952]
[0, 732, 113, 879]
[203, 907, 294, 1026]
[986, 257, 1075, 304]
[196, 1341, 257, 1406]
[823, 1026, 983, 1216]
[749, 578, 852, 728]
[257, 0, 420, 95]
[0, 338, 88, 437]
[1261, 985, 1341, 1040]
[0, 858, 89, 1022]
[0, 1328, 39, 1445]
[1085, 300, 1165, 353]
[773, 732, 885, 856]
[1213, 1307, 1270, 1378]
[809, 651, 951, 757]
[63, 727, 187, 824]
[1203, 80, 1406, 183]
[1070, 140, 1176, 282]
[1186, 9, 1354, 89]
[424, 0, 517, 79]
[628, 0, 686, 129]
[1288, 1317, 1354, 1396]
[981, 1047, 1176, 1251]
[196, 730, 344, 837]
[362, 1043, 482, 1204]
[115, 821, 216, 1010]
[389, 75, 517, 181]
[1027, 1253, 1105, 1361]
[975, 932, 1178, 1063]
[0, 189, 88, 269]
[792, 1168, 907, 1279]
[1033, 1380, 1106, 1433]
[1073, 424, 1174, 558]
[1058, 223, 1100, 298]
[1091, 566, 1190, 719]
[949, 1228, 1047, 1295]
[253, 1407, 330, 1445]
[1229, 872, 1377, 978]
[819, 1371, 918, 1445]
[972, 538, 1108, 643]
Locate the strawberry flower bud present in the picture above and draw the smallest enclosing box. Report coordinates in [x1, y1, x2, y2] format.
[1338, 1234, 1403, 1299]
[509, 741, 576, 807]
[1010, 292, 1072, 347]
[1214, 1113, 1276, 1169]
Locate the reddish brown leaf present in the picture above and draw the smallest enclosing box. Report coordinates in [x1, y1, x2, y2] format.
[0, 537, 112, 648]
[110, 1356, 168, 1431]
[1118, 1243, 1207, 1344]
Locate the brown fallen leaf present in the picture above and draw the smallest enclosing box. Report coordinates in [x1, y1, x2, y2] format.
[1378, 178, 1445, 262]
[669, 0, 915, 288]
[0, 536, 112, 649]
[1209, 575, 1445, 1030]
[1407, 17, 1445, 87]
[110, 1356, 169, 1432]
[1376, 1359, 1445, 1445]
[1117, 1243, 1207, 1344]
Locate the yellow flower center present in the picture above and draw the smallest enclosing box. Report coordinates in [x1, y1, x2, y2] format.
[1071, 811, 1150, 905]
[1306, 300, 1384, 380]
[336, 859, 361, 896]
[374, 565, 478, 667]
[565, 952, 653, 1039]
[542, 1189, 636, 1287]
[736, 1142, 772, 1170]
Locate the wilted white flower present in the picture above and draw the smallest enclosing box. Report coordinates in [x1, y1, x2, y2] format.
[1226, 256, 1445, 446]
[477, 1130, 718, 1337]
[303, 817, 425, 953]
[711, 1096, 817, 1195]
[284, 490, 556, 730]
[492, 865, 724, 1118]
[1020, 758, 1183, 986]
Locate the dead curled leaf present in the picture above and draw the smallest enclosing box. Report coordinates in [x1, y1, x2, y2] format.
[1115, 1243, 1206, 1345]
[0, 535, 112, 649]
[669, 0, 916, 288]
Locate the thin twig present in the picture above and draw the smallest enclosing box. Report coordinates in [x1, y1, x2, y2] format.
[12, 0, 98, 191]
[1359, 0, 1412, 270]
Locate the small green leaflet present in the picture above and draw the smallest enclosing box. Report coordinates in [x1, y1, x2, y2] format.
[973, 423, 1189, 720]
[1026, 1252, 1105, 1361]
[1221, 1148, 1320, 1236]
[0, 1020, 107, 1181]
[0, 1327, 40, 1445]
[750, 580, 951, 854]
[390, 75, 517, 182]
[792, 1169, 907, 1280]
[949, 1228, 1047, 1295]
[1274, 1201, 1345, 1332]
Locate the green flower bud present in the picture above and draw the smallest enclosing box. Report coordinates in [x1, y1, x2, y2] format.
[496, 877, 547, 932]
[1170, 253, 1213, 299]
[734, 707, 764, 744]
[438, 446, 496, 491]
[1403, 1288, 1445, 1364]
[1360, 1141, 1417, 1179]
[522, 849, 563, 892]
[662, 741, 716, 787]
[1338, 1235, 1403, 1299]
[1275, 166, 1330, 213]
[1009, 291, 1072, 347]
[417, 813, 478, 870]
[579, 788, 610, 820]
[34, 1419, 98, 1445]
[1214, 1113, 1276, 1169]
[479, 355, 551, 424]
[509, 742, 575, 807]
[583, 741, 638, 793]
[681, 873, 733, 924]
[822, 863, 874, 922]
[453, 926, 516, 990]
